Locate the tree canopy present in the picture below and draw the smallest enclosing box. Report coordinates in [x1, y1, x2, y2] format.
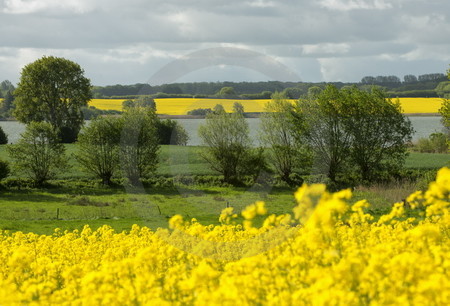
[14, 56, 92, 143]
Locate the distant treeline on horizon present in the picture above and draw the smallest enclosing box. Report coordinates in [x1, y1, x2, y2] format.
[92, 73, 449, 99]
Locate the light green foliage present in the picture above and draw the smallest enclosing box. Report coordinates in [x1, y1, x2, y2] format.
[7, 122, 67, 185]
[260, 92, 311, 185]
[415, 133, 448, 154]
[198, 106, 265, 184]
[77, 110, 160, 185]
[120, 108, 160, 185]
[13, 56, 92, 143]
[233, 102, 244, 114]
[76, 116, 122, 185]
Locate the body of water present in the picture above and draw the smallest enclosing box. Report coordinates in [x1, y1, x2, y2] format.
[0, 116, 445, 145]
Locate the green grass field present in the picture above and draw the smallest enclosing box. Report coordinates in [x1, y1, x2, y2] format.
[0, 144, 448, 234]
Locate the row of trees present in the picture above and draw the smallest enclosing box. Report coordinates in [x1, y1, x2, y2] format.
[361, 73, 447, 85]
[198, 86, 414, 187]
[1, 107, 163, 185]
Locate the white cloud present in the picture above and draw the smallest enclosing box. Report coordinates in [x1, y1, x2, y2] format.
[246, 0, 276, 8]
[2, 0, 95, 14]
[319, 0, 394, 11]
[302, 43, 350, 56]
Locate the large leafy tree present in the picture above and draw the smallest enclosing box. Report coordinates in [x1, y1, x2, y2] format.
[14, 56, 92, 143]
[296, 85, 413, 185]
[340, 86, 413, 182]
[298, 85, 353, 183]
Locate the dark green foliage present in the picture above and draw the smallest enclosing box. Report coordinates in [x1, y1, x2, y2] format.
[7, 122, 68, 185]
[0, 126, 8, 144]
[13, 56, 92, 143]
[295, 85, 413, 185]
[216, 86, 237, 98]
[0, 159, 9, 180]
[157, 119, 189, 145]
[187, 108, 212, 116]
[0, 90, 14, 116]
[122, 96, 156, 110]
[80, 106, 121, 120]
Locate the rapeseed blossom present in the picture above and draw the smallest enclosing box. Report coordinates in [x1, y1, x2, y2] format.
[0, 168, 449, 304]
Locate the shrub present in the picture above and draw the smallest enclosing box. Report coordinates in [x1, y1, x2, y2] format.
[0, 126, 7, 144]
[7, 122, 67, 185]
[0, 159, 9, 181]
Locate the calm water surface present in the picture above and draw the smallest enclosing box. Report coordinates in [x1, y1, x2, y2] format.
[0, 116, 445, 145]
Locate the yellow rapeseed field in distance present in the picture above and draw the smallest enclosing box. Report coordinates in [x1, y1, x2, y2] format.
[0, 167, 450, 304]
[396, 97, 444, 114]
[89, 98, 271, 114]
[89, 97, 445, 115]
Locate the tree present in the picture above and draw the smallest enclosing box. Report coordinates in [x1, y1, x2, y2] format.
[157, 119, 189, 145]
[339, 86, 413, 181]
[0, 80, 14, 95]
[404, 75, 418, 83]
[122, 96, 156, 111]
[198, 106, 263, 184]
[217, 87, 236, 98]
[14, 56, 92, 143]
[0, 159, 9, 181]
[296, 85, 353, 184]
[120, 108, 160, 185]
[295, 85, 413, 185]
[1, 90, 14, 115]
[0, 126, 7, 144]
[307, 86, 323, 99]
[7, 122, 67, 185]
[213, 104, 225, 114]
[260, 92, 311, 185]
[233, 102, 244, 114]
[439, 66, 450, 130]
[76, 116, 122, 185]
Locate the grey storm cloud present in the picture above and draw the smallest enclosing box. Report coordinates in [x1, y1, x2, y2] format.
[0, 0, 449, 85]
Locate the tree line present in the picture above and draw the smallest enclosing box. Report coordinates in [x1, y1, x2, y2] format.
[0, 57, 449, 189]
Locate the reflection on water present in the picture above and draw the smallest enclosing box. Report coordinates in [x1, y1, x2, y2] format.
[0, 116, 445, 145]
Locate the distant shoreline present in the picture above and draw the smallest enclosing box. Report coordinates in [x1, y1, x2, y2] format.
[0, 113, 442, 121]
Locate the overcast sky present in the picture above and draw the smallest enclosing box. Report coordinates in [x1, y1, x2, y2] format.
[0, 0, 449, 86]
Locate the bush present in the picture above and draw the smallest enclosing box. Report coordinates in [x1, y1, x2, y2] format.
[0, 126, 8, 144]
[0, 159, 9, 180]
[415, 132, 448, 153]
[430, 132, 448, 153]
[7, 122, 67, 185]
[157, 119, 189, 145]
[416, 137, 434, 153]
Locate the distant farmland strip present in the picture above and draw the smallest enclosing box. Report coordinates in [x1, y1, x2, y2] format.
[89, 97, 445, 115]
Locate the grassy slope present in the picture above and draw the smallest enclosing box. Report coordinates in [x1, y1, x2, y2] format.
[0, 144, 449, 234]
